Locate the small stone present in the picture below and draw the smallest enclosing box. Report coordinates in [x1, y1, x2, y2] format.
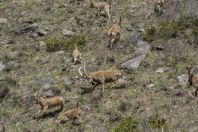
[0, 62, 5, 71]
[38, 29, 47, 36]
[0, 18, 8, 24]
[156, 67, 170, 73]
[146, 83, 155, 88]
[63, 29, 75, 37]
[177, 74, 189, 84]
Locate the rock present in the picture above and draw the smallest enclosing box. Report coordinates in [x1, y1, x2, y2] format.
[63, 76, 73, 85]
[156, 67, 170, 73]
[146, 83, 155, 88]
[151, 44, 165, 51]
[134, 40, 150, 54]
[21, 94, 35, 107]
[42, 77, 55, 87]
[13, 23, 38, 35]
[38, 29, 47, 36]
[0, 62, 5, 72]
[39, 41, 46, 50]
[63, 29, 75, 37]
[0, 18, 8, 24]
[0, 123, 5, 132]
[121, 55, 145, 70]
[0, 87, 9, 100]
[177, 74, 189, 84]
[128, 31, 141, 46]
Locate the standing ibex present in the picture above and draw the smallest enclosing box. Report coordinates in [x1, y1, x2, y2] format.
[56, 102, 81, 126]
[154, 0, 165, 14]
[78, 63, 124, 94]
[72, 45, 82, 65]
[35, 94, 65, 115]
[90, 0, 111, 19]
[187, 66, 198, 97]
[107, 16, 121, 48]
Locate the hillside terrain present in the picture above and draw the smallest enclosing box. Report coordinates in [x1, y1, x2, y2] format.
[0, 0, 198, 131]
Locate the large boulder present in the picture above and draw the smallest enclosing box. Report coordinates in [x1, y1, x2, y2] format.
[121, 54, 146, 70]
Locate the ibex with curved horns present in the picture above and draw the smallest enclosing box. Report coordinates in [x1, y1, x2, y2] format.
[78, 63, 124, 94]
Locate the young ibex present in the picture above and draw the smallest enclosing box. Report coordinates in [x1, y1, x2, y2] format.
[72, 45, 82, 65]
[107, 16, 121, 48]
[154, 0, 165, 14]
[78, 63, 124, 94]
[56, 102, 81, 126]
[90, 0, 111, 19]
[35, 94, 65, 115]
[187, 66, 198, 97]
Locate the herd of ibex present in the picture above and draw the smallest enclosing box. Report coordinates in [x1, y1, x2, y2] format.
[2, 0, 196, 130]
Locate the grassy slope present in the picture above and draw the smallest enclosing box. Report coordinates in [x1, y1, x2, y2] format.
[0, 0, 198, 131]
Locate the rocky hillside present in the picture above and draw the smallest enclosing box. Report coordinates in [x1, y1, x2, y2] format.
[0, 0, 198, 131]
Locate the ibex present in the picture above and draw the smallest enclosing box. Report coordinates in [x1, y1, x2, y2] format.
[78, 63, 124, 94]
[107, 16, 121, 48]
[72, 45, 82, 65]
[90, 0, 111, 19]
[35, 94, 65, 115]
[187, 66, 198, 97]
[154, 0, 165, 14]
[56, 102, 81, 126]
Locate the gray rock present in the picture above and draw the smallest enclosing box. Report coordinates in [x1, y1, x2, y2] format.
[39, 41, 46, 50]
[63, 76, 73, 85]
[0, 62, 5, 72]
[146, 83, 155, 88]
[38, 29, 47, 36]
[42, 77, 55, 86]
[13, 23, 38, 35]
[135, 40, 150, 54]
[121, 54, 145, 70]
[0, 123, 5, 132]
[128, 31, 141, 46]
[156, 67, 170, 73]
[63, 29, 75, 37]
[41, 90, 55, 97]
[177, 74, 189, 84]
[0, 18, 8, 24]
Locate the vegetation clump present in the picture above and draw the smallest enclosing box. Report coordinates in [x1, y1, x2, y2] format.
[46, 33, 87, 52]
[143, 16, 198, 42]
[111, 116, 138, 132]
[148, 114, 169, 131]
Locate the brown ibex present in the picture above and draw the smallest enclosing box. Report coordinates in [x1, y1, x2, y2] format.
[35, 94, 65, 115]
[187, 66, 198, 97]
[56, 102, 81, 126]
[90, 0, 111, 19]
[72, 45, 82, 65]
[107, 16, 121, 48]
[78, 63, 124, 94]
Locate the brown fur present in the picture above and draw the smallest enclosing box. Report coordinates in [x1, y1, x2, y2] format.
[187, 66, 198, 97]
[154, 0, 165, 14]
[107, 16, 121, 48]
[72, 46, 82, 65]
[90, 0, 111, 19]
[78, 64, 123, 93]
[35, 95, 65, 115]
[56, 103, 81, 126]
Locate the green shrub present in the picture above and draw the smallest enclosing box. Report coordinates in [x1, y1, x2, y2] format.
[143, 16, 198, 42]
[111, 117, 138, 132]
[46, 37, 65, 52]
[148, 114, 169, 131]
[143, 26, 157, 42]
[46, 33, 87, 52]
[66, 33, 87, 50]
